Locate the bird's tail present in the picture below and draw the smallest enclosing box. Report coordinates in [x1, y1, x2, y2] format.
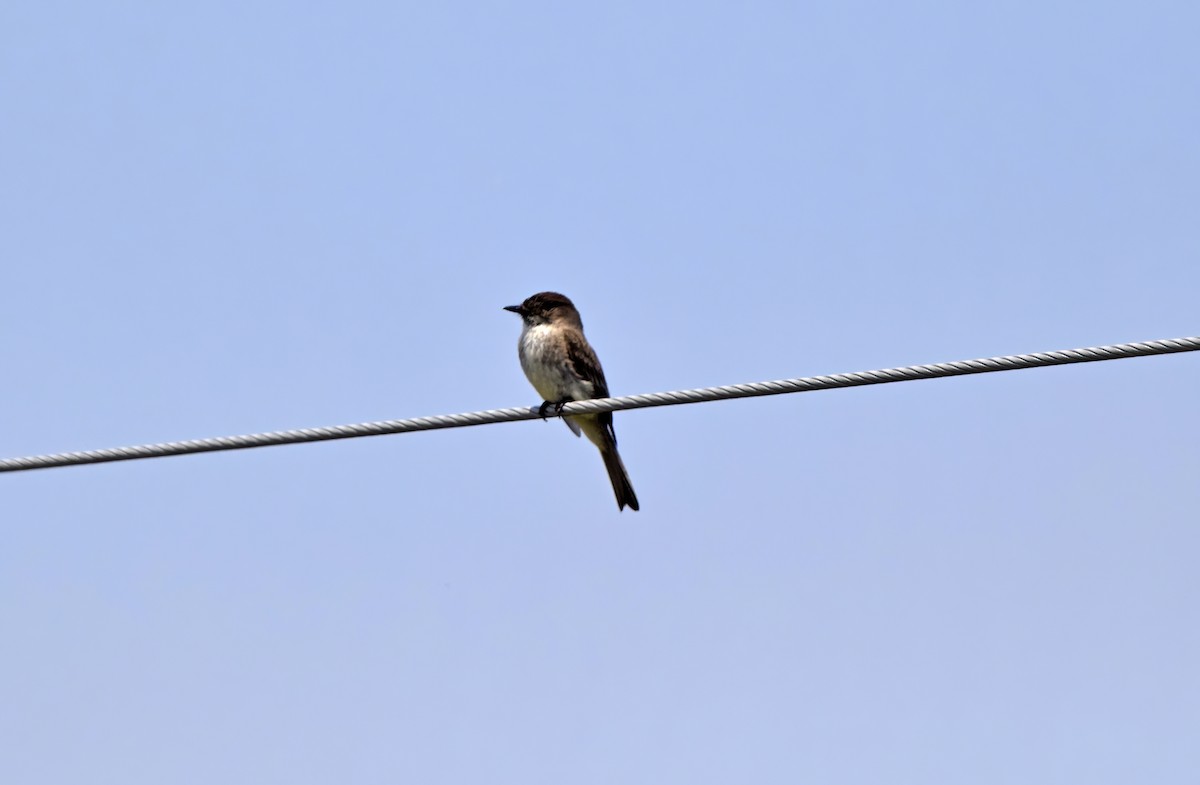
[600, 444, 640, 512]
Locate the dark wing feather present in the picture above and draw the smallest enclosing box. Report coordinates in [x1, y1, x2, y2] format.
[564, 331, 617, 443]
[564, 332, 609, 397]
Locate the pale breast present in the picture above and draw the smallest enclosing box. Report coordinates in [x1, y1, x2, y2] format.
[518, 324, 590, 402]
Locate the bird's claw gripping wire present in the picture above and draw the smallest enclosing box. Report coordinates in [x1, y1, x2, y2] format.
[537, 400, 569, 420]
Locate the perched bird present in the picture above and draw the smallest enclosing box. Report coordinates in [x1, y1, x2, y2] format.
[504, 292, 640, 511]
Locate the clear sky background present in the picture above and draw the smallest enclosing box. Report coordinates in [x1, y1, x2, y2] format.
[2, 2, 1198, 783]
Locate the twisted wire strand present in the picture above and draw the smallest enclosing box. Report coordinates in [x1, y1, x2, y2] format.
[2, 336, 1196, 474]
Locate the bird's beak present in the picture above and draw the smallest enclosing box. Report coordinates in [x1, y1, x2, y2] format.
[503, 305, 524, 315]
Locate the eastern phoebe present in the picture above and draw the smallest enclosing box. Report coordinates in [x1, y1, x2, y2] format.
[504, 292, 640, 511]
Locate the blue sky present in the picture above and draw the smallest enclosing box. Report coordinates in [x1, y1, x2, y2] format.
[2, 2, 1198, 782]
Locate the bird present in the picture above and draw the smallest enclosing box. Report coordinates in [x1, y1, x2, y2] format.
[504, 292, 640, 511]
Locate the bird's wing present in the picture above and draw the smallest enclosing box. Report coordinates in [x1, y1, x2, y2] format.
[564, 332, 610, 398]
[564, 331, 617, 444]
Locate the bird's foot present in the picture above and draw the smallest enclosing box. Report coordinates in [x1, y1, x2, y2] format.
[537, 400, 570, 420]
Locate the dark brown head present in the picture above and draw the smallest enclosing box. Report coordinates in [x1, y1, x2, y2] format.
[503, 291, 584, 329]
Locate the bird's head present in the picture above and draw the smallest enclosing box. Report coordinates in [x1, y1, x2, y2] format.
[504, 291, 583, 328]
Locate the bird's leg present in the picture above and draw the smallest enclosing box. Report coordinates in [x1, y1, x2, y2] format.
[537, 399, 571, 420]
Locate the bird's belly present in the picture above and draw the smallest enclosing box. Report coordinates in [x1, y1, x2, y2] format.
[519, 325, 581, 401]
